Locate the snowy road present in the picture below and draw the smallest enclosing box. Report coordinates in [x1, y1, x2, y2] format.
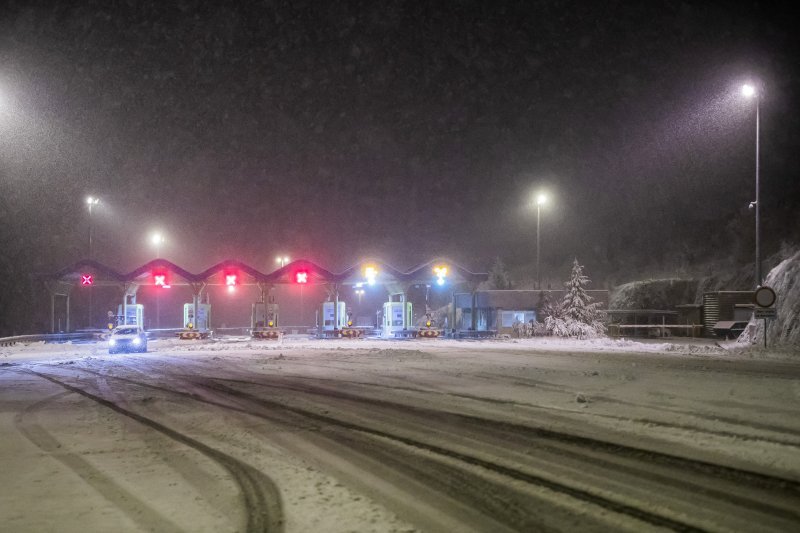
[1, 338, 799, 532]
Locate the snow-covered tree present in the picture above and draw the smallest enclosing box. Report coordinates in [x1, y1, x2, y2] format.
[545, 259, 606, 338]
[537, 290, 559, 320]
[488, 256, 512, 289]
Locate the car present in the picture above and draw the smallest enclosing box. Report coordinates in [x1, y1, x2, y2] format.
[108, 325, 148, 354]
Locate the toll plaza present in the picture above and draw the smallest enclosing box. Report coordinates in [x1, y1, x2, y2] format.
[44, 257, 489, 340]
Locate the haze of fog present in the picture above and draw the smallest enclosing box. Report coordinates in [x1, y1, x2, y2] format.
[1, 1, 798, 333]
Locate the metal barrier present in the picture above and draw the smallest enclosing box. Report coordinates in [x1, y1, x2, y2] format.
[608, 324, 704, 338]
[0, 332, 98, 346]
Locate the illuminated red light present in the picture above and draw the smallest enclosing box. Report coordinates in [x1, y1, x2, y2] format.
[154, 274, 171, 289]
[225, 274, 237, 286]
[81, 274, 94, 286]
[295, 271, 308, 284]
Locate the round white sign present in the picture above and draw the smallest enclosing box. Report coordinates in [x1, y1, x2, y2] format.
[754, 286, 776, 308]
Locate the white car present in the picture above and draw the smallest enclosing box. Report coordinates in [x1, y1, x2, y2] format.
[108, 325, 148, 354]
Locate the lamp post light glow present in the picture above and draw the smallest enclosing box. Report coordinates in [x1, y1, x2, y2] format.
[535, 193, 547, 290]
[151, 232, 165, 258]
[433, 265, 448, 286]
[364, 265, 378, 286]
[742, 83, 761, 287]
[276, 256, 290, 268]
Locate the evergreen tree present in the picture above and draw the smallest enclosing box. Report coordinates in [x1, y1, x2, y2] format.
[537, 290, 560, 320]
[562, 258, 602, 324]
[545, 259, 606, 338]
[488, 256, 512, 289]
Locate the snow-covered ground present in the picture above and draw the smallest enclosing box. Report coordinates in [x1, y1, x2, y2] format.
[1, 336, 799, 532]
[3, 333, 789, 363]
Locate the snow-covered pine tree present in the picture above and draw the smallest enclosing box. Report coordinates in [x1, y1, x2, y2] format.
[488, 256, 512, 289]
[537, 290, 560, 320]
[545, 259, 605, 338]
[561, 258, 605, 337]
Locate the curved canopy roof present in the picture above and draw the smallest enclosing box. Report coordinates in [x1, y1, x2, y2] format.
[49, 258, 488, 286]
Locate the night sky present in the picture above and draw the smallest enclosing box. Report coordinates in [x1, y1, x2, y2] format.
[1, 1, 798, 332]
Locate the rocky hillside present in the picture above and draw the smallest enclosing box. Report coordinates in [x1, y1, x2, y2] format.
[738, 248, 800, 347]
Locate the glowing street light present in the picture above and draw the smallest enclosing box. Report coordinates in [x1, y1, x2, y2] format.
[276, 256, 290, 268]
[433, 265, 448, 286]
[534, 193, 548, 290]
[364, 265, 378, 285]
[741, 83, 762, 287]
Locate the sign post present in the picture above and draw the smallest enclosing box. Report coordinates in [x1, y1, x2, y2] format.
[753, 287, 777, 349]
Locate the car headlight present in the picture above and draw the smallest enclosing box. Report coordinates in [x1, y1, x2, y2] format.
[109, 338, 116, 346]
[133, 337, 141, 345]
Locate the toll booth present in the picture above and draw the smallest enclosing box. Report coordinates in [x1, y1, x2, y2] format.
[252, 301, 281, 339]
[320, 301, 347, 336]
[117, 303, 144, 328]
[180, 303, 211, 339]
[382, 301, 414, 338]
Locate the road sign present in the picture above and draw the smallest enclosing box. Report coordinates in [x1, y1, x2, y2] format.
[754, 307, 777, 319]
[754, 286, 777, 307]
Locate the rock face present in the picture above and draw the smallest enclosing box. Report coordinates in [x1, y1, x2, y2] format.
[609, 279, 700, 310]
[739, 249, 800, 347]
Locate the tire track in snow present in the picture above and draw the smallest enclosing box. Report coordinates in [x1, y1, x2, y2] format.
[26, 370, 284, 533]
[201, 377, 800, 526]
[212, 375, 800, 493]
[13, 390, 185, 532]
[63, 363, 800, 531]
[265, 372, 800, 447]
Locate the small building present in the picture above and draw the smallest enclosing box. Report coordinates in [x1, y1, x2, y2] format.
[452, 290, 610, 336]
[702, 291, 754, 336]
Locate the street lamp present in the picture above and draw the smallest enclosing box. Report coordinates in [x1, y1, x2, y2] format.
[741, 83, 761, 287]
[276, 256, 290, 268]
[151, 232, 165, 258]
[86, 196, 100, 259]
[535, 193, 547, 290]
[85, 196, 100, 329]
[150, 232, 166, 329]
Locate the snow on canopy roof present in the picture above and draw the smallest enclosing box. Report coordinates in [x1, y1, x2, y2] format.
[47, 258, 488, 285]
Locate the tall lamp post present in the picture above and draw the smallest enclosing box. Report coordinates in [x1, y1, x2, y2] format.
[151, 232, 165, 258]
[535, 193, 547, 290]
[86, 196, 100, 259]
[86, 196, 100, 328]
[151, 232, 165, 328]
[742, 83, 761, 287]
[276, 256, 295, 322]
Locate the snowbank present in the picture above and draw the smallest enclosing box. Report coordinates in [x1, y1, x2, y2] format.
[609, 278, 699, 309]
[738, 248, 800, 348]
[0, 335, 734, 366]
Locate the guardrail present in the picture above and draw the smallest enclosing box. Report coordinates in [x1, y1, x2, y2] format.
[607, 324, 705, 338]
[0, 332, 99, 346]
